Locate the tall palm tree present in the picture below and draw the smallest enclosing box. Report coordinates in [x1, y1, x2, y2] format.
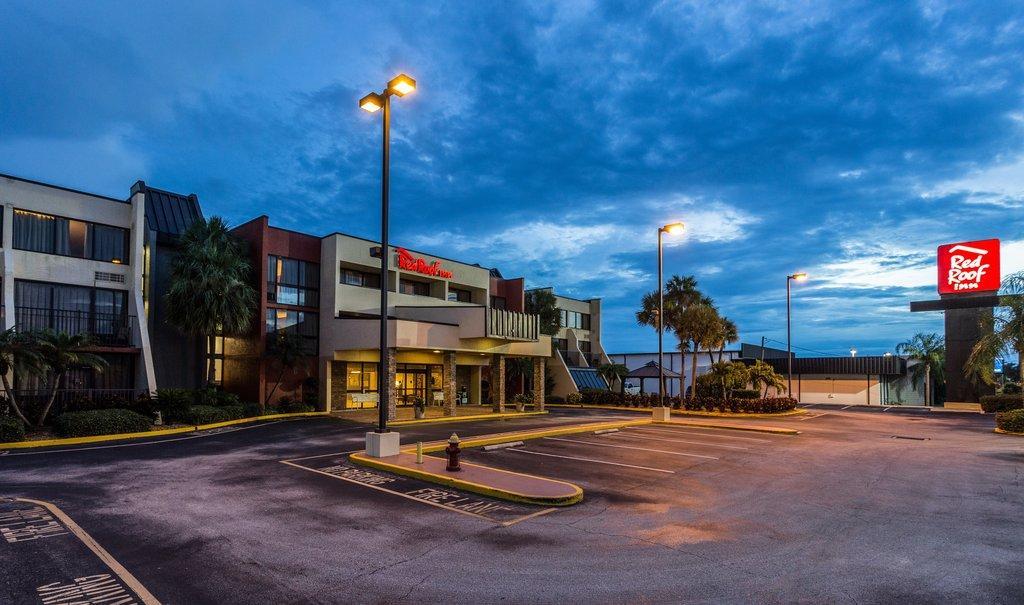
[748, 360, 786, 397]
[165, 217, 257, 386]
[264, 332, 308, 411]
[34, 330, 108, 427]
[0, 328, 42, 426]
[597, 363, 629, 402]
[716, 316, 739, 363]
[676, 303, 722, 400]
[896, 332, 945, 406]
[966, 271, 1024, 386]
[637, 275, 712, 396]
[525, 289, 560, 336]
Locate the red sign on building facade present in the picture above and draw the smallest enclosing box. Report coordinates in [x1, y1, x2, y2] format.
[396, 248, 453, 279]
[937, 239, 1000, 295]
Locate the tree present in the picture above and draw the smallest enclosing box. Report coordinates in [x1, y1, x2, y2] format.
[715, 316, 739, 363]
[748, 360, 786, 397]
[675, 303, 722, 399]
[597, 363, 629, 402]
[264, 332, 308, 411]
[637, 275, 713, 396]
[965, 271, 1024, 387]
[896, 332, 945, 406]
[526, 289, 560, 336]
[0, 328, 42, 426]
[702, 361, 749, 399]
[165, 217, 257, 386]
[34, 330, 108, 427]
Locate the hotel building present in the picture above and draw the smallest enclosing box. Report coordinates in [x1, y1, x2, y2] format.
[533, 289, 615, 397]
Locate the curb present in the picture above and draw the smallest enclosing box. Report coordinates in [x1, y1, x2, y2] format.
[545, 403, 805, 419]
[654, 420, 800, 436]
[410, 419, 653, 453]
[994, 428, 1024, 436]
[389, 411, 548, 427]
[350, 451, 584, 506]
[0, 411, 328, 450]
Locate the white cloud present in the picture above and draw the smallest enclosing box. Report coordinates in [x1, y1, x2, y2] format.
[922, 154, 1024, 208]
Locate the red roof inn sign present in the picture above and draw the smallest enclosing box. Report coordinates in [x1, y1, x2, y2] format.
[397, 248, 453, 279]
[937, 239, 1000, 295]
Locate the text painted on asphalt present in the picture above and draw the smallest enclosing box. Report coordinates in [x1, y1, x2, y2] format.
[0, 505, 68, 543]
[37, 573, 138, 605]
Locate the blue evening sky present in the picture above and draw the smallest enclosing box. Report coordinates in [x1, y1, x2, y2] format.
[3, 1, 1023, 356]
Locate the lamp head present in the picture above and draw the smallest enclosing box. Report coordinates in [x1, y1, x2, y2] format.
[388, 73, 416, 96]
[790, 272, 808, 282]
[661, 222, 685, 235]
[359, 92, 383, 113]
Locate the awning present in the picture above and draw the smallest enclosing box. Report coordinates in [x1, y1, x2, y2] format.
[626, 361, 681, 379]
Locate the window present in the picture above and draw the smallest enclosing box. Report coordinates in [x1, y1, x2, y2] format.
[267, 255, 319, 307]
[265, 308, 319, 355]
[447, 287, 471, 303]
[399, 278, 430, 297]
[13, 210, 128, 263]
[559, 309, 591, 330]
[14, 280, 130, 345]
[341, 267, 380, 289]
[490, 295, 506, 309]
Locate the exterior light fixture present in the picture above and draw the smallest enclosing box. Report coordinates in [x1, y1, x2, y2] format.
[387, 73, 416, 96]
[359, 93, 384, 113]
[656, 221, 686, 408]
[786, 272, 809, 397]
[850, 347, 858, 357]
[791, 272, 808, 282]
[432, 350, 441, 354]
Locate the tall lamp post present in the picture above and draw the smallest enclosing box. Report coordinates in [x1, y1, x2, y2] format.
[360, 73, 416, 442]
[657, 222, 685, 408]
[786, 272, 808, 397]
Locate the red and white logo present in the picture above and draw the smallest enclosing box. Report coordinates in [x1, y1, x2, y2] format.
[937, 239, 1000, 294]
[396, 248, 453, 279]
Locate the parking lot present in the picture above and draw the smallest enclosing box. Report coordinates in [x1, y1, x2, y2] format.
[2, 408, 1023, 603]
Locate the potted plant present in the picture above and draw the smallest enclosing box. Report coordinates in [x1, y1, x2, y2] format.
[413, 397, 426, 420]
[513, 393, 528, 413]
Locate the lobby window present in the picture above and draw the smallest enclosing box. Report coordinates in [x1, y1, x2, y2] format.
[268, 256, 319, 307]
[13, 210, 128, 263]
[265, 308, 318, 355]
[447, 287, 472, 303]
[398, 278, 430, 297]
[341, 267, 380, 289]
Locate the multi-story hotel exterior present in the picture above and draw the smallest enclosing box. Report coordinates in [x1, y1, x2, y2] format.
[532, 288, 615, 397]
[320, 233, 550, 417]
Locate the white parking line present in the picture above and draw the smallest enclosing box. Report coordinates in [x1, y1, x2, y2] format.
[506, 448, 676, 473]
[626, 426, 772, 443]
[599, 432, 750, 450]
[798, 413, 828, 421]
[543, 437, 720, 460]
[841, 405, 853, 410]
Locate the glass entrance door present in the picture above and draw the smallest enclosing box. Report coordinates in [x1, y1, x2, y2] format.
[395, 364, 444, 406]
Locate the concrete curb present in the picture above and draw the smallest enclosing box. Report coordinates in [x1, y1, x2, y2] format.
[0, 411, 328, 450]
[349, 451, 584, 506]
[389, 411, 548, 427]
[994, 428, 1024, 436]
[545, 403, 805, 419]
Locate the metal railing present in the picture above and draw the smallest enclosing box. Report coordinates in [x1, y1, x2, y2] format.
[487, 308, 539, 341]
[15, 307, 136, 347]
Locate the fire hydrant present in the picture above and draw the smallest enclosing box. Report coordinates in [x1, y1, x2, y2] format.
[445, 433, 462, 472]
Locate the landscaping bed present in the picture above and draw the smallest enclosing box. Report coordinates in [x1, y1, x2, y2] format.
[549, 389, 798, 415]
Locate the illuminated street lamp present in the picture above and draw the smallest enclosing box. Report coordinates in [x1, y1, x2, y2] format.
[658, 222, 685, 408]
[360, 73, 416, 438]
[786, 272, 808, 397]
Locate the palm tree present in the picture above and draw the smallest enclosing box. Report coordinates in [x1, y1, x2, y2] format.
[525, 289, 560, 336]
[264, 332, 308, 411]
[0, 328, 42, 426]
[637, 275, 712, 396]
[597, 363, 629, 403]
[715, 316, 739, 363]
[165, 217, 257, 386]
[896, 332, 945, 406]
[748, 360, 786, 397]
[34, 330, 108, 427]
[966, 271, 1024, 386]
[675, 303, 722, 400]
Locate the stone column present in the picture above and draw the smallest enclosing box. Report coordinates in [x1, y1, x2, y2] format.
[330, 361, 347, 411]
[442, 351, 457, 416]
[386, 348, 398, 422]
[532, 357, 545, 412]
[490, 354, 505, 413]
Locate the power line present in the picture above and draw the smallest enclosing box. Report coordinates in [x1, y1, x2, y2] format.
[761, 337, 846, 358]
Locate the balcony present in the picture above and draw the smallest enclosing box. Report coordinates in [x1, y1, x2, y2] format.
[15, 307, 136, 347]
[488, 308, 539, 341]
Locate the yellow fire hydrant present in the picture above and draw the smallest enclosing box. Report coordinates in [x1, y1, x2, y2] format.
[445, 433, 462, 472]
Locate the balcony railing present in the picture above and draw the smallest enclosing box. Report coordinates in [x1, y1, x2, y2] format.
[15, 307, 136, 347]
[487, 308, 539, 341]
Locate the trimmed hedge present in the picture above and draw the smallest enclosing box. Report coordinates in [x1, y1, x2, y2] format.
[980, 394, 1024, 413]
[732, 389, 761, 400]
[566, 392, 583, 405]
[185, 405, 246, 425]
[682, 396, 798, 414]
[996, 409, 1024, 433]
[52, 409, 153, 438]
[1, 416, 26, 442]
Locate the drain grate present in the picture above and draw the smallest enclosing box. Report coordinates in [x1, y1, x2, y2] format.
[891, 435, 930, 441]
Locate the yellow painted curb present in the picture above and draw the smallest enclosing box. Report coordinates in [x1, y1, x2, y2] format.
[545, 403, 805, 419]
[654, 420, 800, 435]
[994, 428, 1024, 436]
[389, 411, 548, 427]
[0, 412, 329, 450]
[350, 451, 583, 506]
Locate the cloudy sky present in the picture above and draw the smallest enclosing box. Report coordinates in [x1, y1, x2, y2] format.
[3, 0, 1023, 356]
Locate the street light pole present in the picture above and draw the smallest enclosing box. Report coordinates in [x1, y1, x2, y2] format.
[360, 74, 416, 437]
[656, 223, 684, 407]
[786, 272, 807, 399]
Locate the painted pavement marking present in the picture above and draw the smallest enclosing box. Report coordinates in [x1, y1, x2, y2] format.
[503, 448, 676, 473]
[798, 413, 829, 421]
[280, 457, 556, 526]
[627, 426, 774, 442]
[0, 497, 160, 604]
[542, 437, 720, 460]
[598, 432, 751, 450]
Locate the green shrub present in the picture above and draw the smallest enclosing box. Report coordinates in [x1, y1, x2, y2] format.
[732, 389, 760, 400]
[156, 389, 193, 423]
[996, 409, 1024, 433]
[1002, 382, 1021, 394]
[980, 394, 1024, 413]
[0, 416, 26, 442]
[566, 392, 583, 405]
[196, 388, 241, 408]
[185, 405, 239, 425]
[547, 395, 565, 404]
[52, 409, 152, 438]
[242, 402, 263, 418]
